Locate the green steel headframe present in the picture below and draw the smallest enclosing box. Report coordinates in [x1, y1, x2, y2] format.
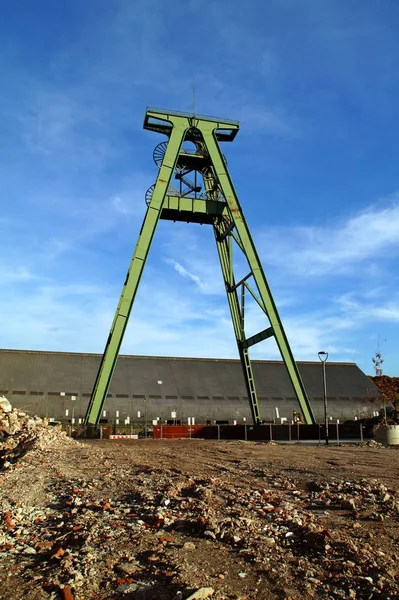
[84, 107, 315, 426]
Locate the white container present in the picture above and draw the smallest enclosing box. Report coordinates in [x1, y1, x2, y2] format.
[374, 424, 399, 445]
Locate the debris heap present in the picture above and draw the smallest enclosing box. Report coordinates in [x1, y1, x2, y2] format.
[0, 396, 75, 469]
[0, 405, 398, 600]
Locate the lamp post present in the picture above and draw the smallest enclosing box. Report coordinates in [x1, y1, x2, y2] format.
[157, 379, 163, 433]
[318, 351, 329, 446]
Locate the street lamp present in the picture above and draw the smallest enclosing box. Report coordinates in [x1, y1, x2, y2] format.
[318, 351, 329, 446]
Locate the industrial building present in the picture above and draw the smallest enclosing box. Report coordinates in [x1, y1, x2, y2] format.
[0, 349, 378, 424]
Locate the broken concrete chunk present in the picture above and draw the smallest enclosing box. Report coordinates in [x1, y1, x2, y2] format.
[0, 397, 12, 413]
[186, 588, 215, 600]
[183, 541, 196, 551]
[116, 561, 139, 575]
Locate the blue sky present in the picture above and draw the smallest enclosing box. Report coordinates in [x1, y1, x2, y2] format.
[0, 0, 398, 376]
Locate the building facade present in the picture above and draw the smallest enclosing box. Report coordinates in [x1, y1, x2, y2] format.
[0, 349, 379, 424]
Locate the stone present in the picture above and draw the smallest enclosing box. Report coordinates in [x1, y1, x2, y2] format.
[116, 561, 139, 575]
[117, 583, 139, 593]
[376, 514, 385, 522]
[61, 586, 75, 600]
[183, 541, 196, 551]
[264, 537, 276, 547]
[0, 397, 12, 413]
[341, 498, 356, 510]
[186, 588, 215, 600]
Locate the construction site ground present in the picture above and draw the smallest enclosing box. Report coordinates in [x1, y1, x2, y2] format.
[1, 435, 399, 600]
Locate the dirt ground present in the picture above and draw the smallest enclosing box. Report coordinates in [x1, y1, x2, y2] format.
[1, 437, 399, 600]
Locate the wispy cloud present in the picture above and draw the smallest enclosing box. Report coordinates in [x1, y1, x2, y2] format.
[260, 199, 399, 276]
[161, 228, 225, 296]
[337, 292, 399, 323]
[169, 260, 206, 290]
[0, 265, 38, 283]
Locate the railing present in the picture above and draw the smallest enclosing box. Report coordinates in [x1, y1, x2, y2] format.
[146, 106, 239, 126]
[152, 423, 370, 443]
[71, 422, 372, 443]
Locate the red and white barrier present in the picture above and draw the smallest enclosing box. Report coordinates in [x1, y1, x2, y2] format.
[109, 434, 138, 440]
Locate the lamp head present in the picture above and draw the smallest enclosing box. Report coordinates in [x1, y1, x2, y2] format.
[318, 351, 328, 362]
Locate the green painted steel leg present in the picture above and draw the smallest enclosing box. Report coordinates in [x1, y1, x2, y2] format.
[213, 218, 262, 425]
[84, 124, 187, 425]
[202, 125, 315, 425]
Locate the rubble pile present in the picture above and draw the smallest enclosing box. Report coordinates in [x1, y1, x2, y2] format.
[0, 426, 398, 599]
[306, 477, 399, 520]
[0, 396, 76, 469]
[113, 471, 399, 599]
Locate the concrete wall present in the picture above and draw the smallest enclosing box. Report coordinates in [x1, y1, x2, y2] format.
[0, 350, 379, 423]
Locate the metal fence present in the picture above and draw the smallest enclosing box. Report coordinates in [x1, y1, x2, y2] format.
[151, 422, 369, 443]
[71, 422, 372, 443]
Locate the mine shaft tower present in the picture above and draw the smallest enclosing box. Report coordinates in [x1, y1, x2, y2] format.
[84, 108, 315, 426]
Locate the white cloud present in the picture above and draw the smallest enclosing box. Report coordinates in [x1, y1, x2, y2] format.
[171, 260, 206, 290]
[161, 225, 262, 297]
[0, 224, 386, 374]
[161, 228, 225, 295]
[373, 305, 399, 321]
[0, 265, 38, 283]
[337, 292, 399, 323]
[236, 298, 360, 362]
[259, 199, 399, 275]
